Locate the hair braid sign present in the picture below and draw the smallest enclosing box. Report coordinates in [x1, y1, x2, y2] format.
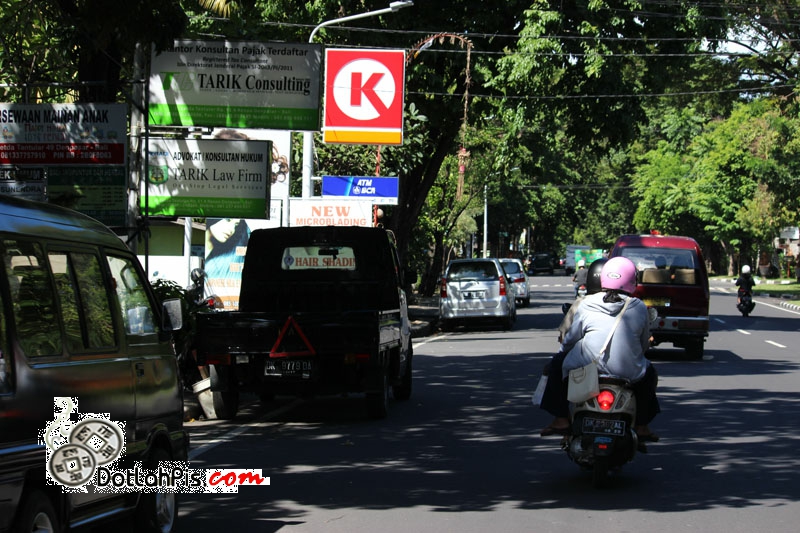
[323, 49, 405, 145]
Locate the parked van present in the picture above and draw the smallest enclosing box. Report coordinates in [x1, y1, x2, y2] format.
[0, 196, 186, 532]
[609, 234, 709, 358]
[439, 258, 516, 330]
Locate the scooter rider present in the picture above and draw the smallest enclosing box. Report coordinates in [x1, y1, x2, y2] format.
[541, 257, 660, 441]
[736, 265, 756, 304]
[572, 259, 588, 297]
[541, 258, 605, 433]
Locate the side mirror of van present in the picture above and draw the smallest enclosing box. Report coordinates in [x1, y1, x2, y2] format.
[161, 298, 184, 332]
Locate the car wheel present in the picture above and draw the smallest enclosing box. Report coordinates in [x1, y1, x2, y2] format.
[524, 296, 531, 307]
[14, 490, 59, 533]
[135, 447, 177, 533]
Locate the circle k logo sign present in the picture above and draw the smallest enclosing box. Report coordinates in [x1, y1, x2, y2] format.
[323, 49, 405, 145]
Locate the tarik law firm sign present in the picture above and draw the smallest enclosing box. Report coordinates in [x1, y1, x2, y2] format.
[150, 40, 321, 130]
[144, 138, 271, 218]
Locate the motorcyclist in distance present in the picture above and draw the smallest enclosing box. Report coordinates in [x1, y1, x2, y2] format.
[735, 265, 756, 304]
[572, 259, 588, 297]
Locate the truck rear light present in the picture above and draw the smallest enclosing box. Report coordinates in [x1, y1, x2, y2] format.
[205, 353, 231, 365]
[344, 353, 370, 364]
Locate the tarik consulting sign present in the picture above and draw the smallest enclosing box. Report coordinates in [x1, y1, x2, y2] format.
[149, 40, 321, 130]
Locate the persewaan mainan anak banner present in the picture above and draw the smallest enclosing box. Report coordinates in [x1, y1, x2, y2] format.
[149, 40, 321, 130]
[144, 138, 271, 218]
[0, 103, 128, 225]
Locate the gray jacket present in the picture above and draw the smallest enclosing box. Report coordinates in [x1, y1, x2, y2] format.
[561, 292, 651, 382]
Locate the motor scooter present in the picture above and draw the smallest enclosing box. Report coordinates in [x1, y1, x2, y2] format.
[737, 288, 755, 317]
[559, 307, 659, 487]
[563, 377, 639, 487]
[178, 268, 223, 393]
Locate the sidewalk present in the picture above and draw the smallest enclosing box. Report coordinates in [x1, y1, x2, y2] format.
[408, 295, 439, 338]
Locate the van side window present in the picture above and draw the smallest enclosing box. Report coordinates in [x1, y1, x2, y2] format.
[106, 255, 157, 336]
[0, 290, 10, 393]
[2, 239, 62, 357]
[48, 251, 116, 351]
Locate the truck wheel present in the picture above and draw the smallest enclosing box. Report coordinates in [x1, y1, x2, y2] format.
[366, 368, 389, 419]
[210, 365, 239, 420]
[392, 351, 412, 401]
[685, 339, 704, 359]
[135, 447, 177, 533]
[14, 490, 60, 533]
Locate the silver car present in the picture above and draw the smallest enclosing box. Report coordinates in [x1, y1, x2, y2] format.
[439, 258, 516, 330]
[499, 258, 531, 307]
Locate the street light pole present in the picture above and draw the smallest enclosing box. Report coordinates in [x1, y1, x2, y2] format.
[483, 184, 488, 258]
[301, 0, 414, 198]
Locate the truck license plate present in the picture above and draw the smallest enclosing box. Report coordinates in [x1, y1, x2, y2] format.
[265, 359, 313, 377]
[582, 417, 625, 436]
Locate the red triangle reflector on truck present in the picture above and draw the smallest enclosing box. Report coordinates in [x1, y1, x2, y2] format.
[269, 316, 316, 358]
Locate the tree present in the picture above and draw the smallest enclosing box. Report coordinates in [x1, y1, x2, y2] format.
[0, 0, 188, 102]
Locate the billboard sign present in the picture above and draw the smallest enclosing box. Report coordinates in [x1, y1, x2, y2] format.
[144, 138, 270, 218]
[150, 40, 321, 130]
[323, 49, 405, 145]
[289, 198, 373, 227]
[321, 175, 398, 205]
[0, 103, 127, 166]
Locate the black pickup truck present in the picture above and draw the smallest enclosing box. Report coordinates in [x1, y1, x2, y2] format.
[195, 226, 413, 419]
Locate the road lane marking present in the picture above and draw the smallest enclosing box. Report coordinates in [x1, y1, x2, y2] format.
[766, 340, 786, 348]
[737, 329, 751, 335]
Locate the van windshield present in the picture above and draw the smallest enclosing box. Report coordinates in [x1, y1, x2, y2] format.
[618, 246, 700, 285]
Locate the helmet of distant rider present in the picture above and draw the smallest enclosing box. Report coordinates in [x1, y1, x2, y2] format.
[586, 258, 608, 295]
[600, 257, 638, 295]
[742, 265, 751, 275]
[577, 259, 586, 268]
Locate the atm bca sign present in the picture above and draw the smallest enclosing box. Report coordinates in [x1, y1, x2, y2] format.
[323, 49, 405, 145]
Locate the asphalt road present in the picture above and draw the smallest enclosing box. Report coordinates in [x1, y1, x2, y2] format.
[167, 277, 800, 533]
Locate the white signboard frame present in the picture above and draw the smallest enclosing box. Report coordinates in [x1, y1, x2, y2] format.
[289, 198, 374, 227]
[150, 40, 321, 130]
[145, 138, 270, 218]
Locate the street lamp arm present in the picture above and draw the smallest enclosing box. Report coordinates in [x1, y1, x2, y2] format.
[308, 1, 413, 43]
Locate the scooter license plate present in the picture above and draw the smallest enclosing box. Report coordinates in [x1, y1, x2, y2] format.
[582, 417, 625, 437]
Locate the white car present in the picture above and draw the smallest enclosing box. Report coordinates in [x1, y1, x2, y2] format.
[439, 258, 517, 330]
[500, 258, 531, 307]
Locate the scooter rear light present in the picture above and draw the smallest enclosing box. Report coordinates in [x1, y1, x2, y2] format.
[597, 390, 615, 411]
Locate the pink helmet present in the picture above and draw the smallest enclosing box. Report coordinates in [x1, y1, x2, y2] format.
[600, 257, 637, 294]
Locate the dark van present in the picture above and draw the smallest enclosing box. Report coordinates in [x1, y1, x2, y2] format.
[609, 234, 710, 358]
[0, 196, 186, 532]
